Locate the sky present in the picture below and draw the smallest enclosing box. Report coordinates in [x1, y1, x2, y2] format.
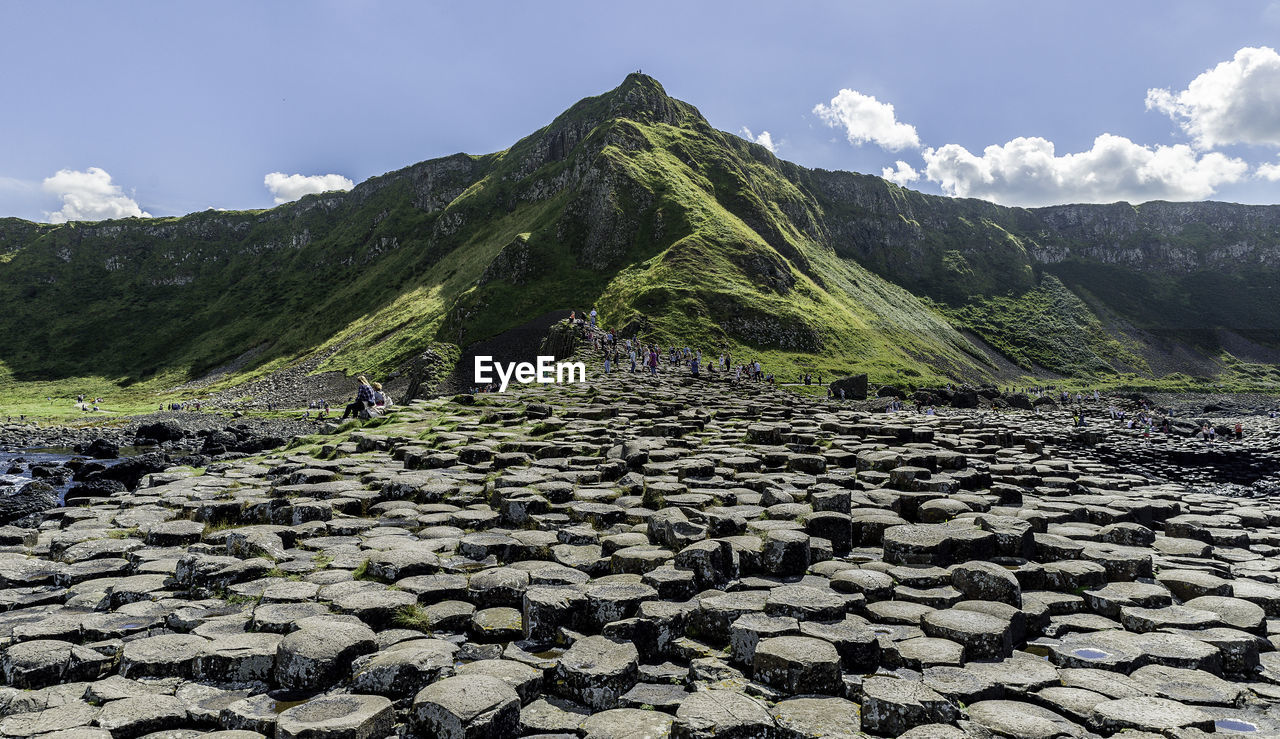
[2, 0, 1280, 222]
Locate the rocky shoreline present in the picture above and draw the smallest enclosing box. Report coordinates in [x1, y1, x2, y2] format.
[1, 412, 318, 452]
[0, 413, 326, 526]
[2, 368, 1280, 736]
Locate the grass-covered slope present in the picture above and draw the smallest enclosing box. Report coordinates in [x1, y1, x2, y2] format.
[1, 73, 1278, 405]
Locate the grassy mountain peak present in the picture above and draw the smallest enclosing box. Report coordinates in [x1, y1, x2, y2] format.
[2, 74, 1279, 407]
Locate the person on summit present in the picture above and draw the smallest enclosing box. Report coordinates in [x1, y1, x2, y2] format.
[340, 376, 376, 420]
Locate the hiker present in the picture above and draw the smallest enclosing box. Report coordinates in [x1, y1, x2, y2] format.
[590, 308, 598, 327]
[690, 353, 699, 377]
[648, 348, 659, 375]
[340, 376, 376, 420]
[629, 346, 637, 373]
[1235, 422, 1243, 440]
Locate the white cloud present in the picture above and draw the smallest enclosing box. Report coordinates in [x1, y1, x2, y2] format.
[1258, 156, 1280, 181]
[813, 89, 921, 151]
[1146, 46, 1280, 149]
[263, 172, 354, 204]
[739, 127, 776, 153]
[922, 134, 1248, 207]
[881, 160, 920, 186]
[42, 167, 150, 223]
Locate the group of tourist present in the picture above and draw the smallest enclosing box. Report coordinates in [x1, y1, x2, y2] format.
[572, 312, 777, 385]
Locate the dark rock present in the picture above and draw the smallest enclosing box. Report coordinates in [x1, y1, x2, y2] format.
[0, 481, 58, 525]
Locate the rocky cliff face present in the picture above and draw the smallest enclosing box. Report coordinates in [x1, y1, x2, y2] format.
[1028, 201, 1280, 272]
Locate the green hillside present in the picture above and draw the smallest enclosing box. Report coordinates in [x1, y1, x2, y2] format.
[1, 73, 1279, 405]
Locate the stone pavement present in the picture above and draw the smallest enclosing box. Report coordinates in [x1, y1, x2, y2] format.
[2, 365, 1280, 737]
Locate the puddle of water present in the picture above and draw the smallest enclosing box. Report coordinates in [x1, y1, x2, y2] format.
[1071, 648, 1110, 660]
[1023, 644, 1051, 658]
[272, 699, 309, 713]
[530, 649, 565, 659]
[1216, 719, 1258, 733]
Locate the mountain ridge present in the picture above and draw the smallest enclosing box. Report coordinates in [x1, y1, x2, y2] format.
[2, 73, 1278, 403]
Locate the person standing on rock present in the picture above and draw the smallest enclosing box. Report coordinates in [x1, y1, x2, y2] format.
[340, 376, 376, 420]
[590, 308, 598, 327]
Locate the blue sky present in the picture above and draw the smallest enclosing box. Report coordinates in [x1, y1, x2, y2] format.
[2, 0, 1279, 221]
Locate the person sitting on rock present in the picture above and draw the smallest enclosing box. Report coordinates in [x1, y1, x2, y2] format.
[372, 382, 389, 411]
[340, 376, 376, 420]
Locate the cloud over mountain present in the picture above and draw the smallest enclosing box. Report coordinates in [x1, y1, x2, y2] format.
[264, 172, 354, 204]
[922, 134, 1247, 207]
[42, 167, 150, 223]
